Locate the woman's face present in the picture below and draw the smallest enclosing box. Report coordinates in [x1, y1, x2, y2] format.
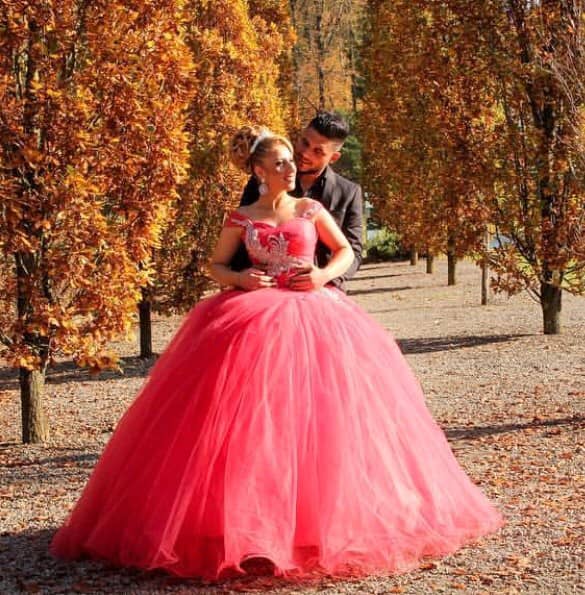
[255, 144, 297, 194]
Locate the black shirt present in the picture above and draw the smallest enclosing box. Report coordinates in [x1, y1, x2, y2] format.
[293, 170, 327, 201]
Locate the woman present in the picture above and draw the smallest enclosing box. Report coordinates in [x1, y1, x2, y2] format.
[51, 126, 503, 580]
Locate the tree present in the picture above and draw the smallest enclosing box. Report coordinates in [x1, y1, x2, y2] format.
[0, 1, 194, 442]
[249, 0, 297, 126]
[473, 0, 585, 333]
[362, 0, 585, 332]
[360, 1, 493, 286]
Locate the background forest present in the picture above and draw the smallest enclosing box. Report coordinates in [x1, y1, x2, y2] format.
[1, 1, 585, 443]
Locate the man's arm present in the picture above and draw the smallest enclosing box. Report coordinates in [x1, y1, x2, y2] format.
[340, 185, 363, 281]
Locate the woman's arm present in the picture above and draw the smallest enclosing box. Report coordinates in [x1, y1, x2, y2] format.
[209, 225, 275, 290]
[288, 208, 354, 291]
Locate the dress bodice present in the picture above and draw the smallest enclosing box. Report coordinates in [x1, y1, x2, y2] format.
[225, 200, 322, 287]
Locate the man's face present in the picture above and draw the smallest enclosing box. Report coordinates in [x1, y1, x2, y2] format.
[294, 126, 341, 176]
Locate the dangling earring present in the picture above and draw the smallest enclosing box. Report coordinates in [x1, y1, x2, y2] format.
[258, 180, 268, 196]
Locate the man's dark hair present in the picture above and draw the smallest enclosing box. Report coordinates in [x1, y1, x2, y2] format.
[308, 111, 350, 143]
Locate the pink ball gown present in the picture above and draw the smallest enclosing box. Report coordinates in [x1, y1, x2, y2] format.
[50, 200, 503, 579]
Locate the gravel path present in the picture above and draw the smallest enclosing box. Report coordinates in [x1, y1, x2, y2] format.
[1, 257, 584, 594]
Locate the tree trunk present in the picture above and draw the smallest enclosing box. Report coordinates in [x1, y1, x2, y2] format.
[15, 247, 51, 443]
[317, 64, 326, 110]
[315, 0, 326, 109]
[541, 281, 562, 334]
[12, 16, 51, 444]
[410, 247, 418, 266]
[288, 0, 302, 117]
[447, 254, 457, 286]
[481, 230, 490, 305]
[348, 21, 358, 113]
[20, 367, 49, 443]
[139, 288, 153, 359]
[447, 234, 456, 286]
[481, 261, 489, 305]
[426, 253, 434, 274]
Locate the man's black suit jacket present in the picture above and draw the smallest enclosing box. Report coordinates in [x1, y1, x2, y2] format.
[230, 166, 363, 291]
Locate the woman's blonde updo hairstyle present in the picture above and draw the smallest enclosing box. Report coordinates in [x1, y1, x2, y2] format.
[229, 125, 294, 175]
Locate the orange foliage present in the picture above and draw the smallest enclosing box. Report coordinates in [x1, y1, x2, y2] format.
[151, 0, 294, 314]
[361, 0, 585, 331]
[468, 1, 585, 302]
[290, 0, 364, 121]
[0, 1, 194, 371]
[360, 0, 494, 257]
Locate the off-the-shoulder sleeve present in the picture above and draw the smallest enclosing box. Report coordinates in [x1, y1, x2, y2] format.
[223, 210, 249, 228]
[300, 199, 323, 219]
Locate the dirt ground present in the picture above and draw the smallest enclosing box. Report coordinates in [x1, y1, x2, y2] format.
[1, 257, 584, 594]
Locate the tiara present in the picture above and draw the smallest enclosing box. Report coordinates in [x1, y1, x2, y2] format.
[249, 129, 273, 155]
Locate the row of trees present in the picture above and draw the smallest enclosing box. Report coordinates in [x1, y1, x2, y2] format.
[0, 0, 293, 442]
[3, 1, 585, 443]
[361, 0, 585, 335]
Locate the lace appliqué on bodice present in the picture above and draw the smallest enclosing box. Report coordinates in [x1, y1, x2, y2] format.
[227, 201, 322, 281]
[231, 219, 306, 278]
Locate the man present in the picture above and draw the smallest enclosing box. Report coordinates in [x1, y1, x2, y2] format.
[231, 111, 363, 291]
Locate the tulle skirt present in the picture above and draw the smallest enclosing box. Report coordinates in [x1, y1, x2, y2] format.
[50, 287, 503, 579]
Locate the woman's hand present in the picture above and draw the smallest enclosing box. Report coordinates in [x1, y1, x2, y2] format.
[238, 267, 276, 291]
